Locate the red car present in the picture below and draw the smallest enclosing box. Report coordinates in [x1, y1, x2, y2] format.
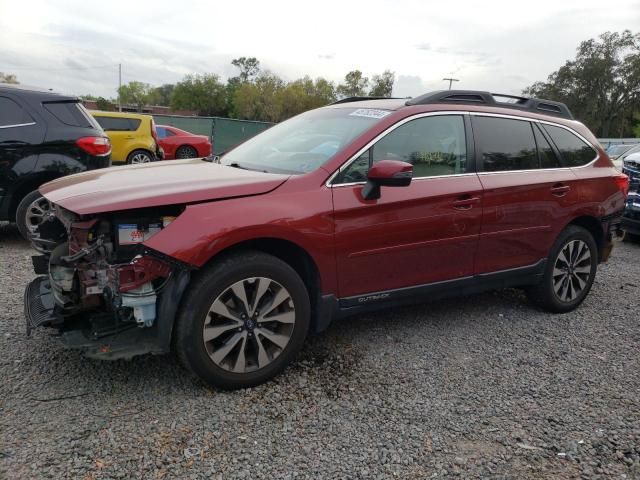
[25, 90, 628, 389]
[156, 125, 211, 159]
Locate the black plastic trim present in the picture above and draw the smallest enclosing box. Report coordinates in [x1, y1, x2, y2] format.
[405, 90, 573, 119]
[336, 259, 547, 315]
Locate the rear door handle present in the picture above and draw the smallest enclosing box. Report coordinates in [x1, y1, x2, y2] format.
[453, 195, 481, 210]
[551, 184, 571, 197]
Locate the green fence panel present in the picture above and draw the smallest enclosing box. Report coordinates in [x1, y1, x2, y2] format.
[211, 118, 272, 154]
[152, 115, 272, 155]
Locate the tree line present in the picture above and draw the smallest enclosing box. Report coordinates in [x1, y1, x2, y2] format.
[2, 30, 639, 135]
[523, 30, 640, 138]
[81, 58, 395, 123]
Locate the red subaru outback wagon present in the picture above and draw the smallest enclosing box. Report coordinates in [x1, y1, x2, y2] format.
[25, 90, 628, 389]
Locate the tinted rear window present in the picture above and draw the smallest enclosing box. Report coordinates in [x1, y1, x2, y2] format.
[533, 124, 561, 169]
[542, 125, 596, 166]
[44, 101, 93, 128]
[95, 116, 141, 131]
[0, 97, 33, 127]
[474, 116, 537, 172]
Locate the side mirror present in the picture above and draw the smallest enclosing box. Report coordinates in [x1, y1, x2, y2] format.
[362, 160, 413, 200]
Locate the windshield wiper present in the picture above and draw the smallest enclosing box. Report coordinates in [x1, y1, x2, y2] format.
[227, 162, 249, 170]
[202, 150, 228, 163]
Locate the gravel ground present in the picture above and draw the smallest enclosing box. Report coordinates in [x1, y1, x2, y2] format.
[1, 221, 639, 480]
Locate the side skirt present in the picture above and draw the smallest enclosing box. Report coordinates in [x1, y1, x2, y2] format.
[334, 259, 547, 319]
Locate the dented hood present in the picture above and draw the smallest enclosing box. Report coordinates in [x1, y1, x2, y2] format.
[40, 158, 289, 215]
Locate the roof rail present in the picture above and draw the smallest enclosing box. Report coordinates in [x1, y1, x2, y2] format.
[405, 90, 573, 119]
[331, 96, 400, 105]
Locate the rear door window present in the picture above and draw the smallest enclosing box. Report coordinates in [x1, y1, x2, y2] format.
[0, 97, 34, 127]
[542, 124, 597, 167]
[473, 116, 538, 172]
[95, 116, 141, 131]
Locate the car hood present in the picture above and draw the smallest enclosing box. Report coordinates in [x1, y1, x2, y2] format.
[40, 158, 289, 215]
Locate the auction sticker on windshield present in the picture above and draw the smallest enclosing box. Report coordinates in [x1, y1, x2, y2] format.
[349, 109, 392, 119]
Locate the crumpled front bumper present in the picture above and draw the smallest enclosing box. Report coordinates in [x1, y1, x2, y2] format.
[24, 276, 58, 336]
[23, 269, 191, 360]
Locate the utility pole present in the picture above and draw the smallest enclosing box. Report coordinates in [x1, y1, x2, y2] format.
[442, 77, 459, 90]
[118, 63, 122, 112]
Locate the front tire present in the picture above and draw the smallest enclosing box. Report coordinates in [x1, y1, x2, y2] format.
[526, 225, 598, 313]
[126, 150, 154, 164]
[174, 251, 310, 390]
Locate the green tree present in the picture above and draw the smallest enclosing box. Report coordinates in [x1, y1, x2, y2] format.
[148, 84, 174, 106]
[231, 57, 261, 83]
[118, 81, 152, 111]
[171, 74, 226, 116]
[233, 72, 284, 122]
[0, 72, 19, 84]
[277, 76, 337, 120]
[369, 70, 395, 97]
[96, 97, 114, 111]
[524, 30, 640, 137]
[337, 70, 369, 98]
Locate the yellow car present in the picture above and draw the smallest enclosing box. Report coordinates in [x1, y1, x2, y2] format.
[91, 111, 160, 164]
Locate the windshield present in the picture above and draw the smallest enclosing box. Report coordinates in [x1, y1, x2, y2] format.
[220, 107, 390, 174]
[608, 145, 631, 156]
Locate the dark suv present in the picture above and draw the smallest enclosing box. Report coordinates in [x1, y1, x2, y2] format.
[0, 84, 111, 239]
[24, 90, 628, 389]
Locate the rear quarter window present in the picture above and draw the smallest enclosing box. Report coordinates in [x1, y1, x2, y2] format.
[95, 116, 141, 131]
[44, 101, 93, 128]
[542, 124, 596, 167]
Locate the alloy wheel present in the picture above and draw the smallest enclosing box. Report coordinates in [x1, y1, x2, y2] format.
[130, 152, 152, 163]
[25, 196, 53, 235]
[177, 147, 197, 159]
[203, 277, 296, 373]
[552, 239, 592, 303]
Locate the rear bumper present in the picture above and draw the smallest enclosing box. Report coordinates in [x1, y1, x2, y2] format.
[600, 211, 625, 262]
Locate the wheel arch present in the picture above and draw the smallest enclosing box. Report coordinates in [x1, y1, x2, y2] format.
[7, 172, 61, 221]
[199, 237, 325, 333]
[176, 143, 196, 153]
[566, 215, 605, 261]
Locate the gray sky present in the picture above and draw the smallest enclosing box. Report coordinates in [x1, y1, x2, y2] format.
[1, 0, 638, 99]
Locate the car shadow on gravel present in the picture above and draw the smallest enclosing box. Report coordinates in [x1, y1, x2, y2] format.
[19, 287, 535, 399]
[0, 222, 27, 246]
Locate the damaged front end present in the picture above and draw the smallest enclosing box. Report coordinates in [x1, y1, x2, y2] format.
[24, 201, 190, 359]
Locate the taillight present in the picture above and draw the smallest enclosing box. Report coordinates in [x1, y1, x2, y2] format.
[615, 174, 630, 197]
[76, 136, 111, 156]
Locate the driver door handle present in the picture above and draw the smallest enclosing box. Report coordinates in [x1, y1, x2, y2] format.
[551, 183, 571, 197]
[453, 194, 481, 210]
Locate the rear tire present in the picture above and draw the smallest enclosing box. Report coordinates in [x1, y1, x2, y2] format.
[126, 150, 154, 164]
[176, 146, 198, 159]
[526, 225, 598, 313]
[174, 251, 310, 390]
